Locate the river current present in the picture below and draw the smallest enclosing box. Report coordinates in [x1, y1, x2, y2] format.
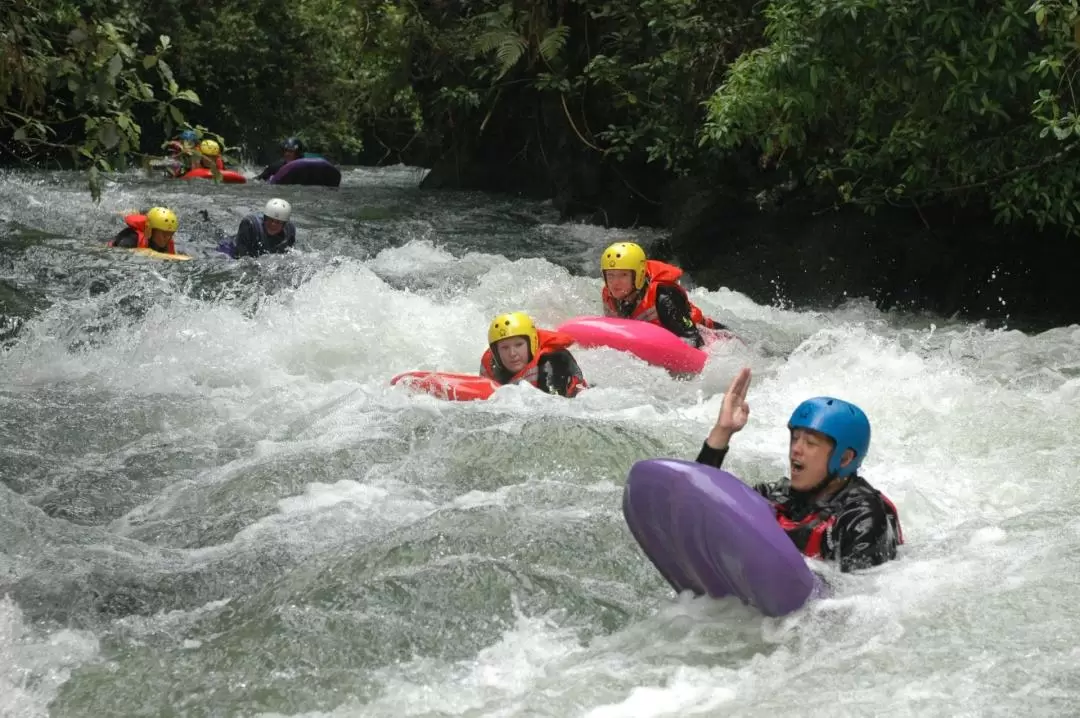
[1, 166, 1078, 717]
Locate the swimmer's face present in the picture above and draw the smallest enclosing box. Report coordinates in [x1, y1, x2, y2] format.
[789, 428, 854, 490]
[264, 217, 284, 236]
[149, 229, 175, 252]
[604, 270, 636, 300]
[495, 336, 530, 373]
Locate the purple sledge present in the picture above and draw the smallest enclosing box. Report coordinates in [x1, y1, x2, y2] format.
[269, 157, 342, 187]
[622, 458, 823, 617]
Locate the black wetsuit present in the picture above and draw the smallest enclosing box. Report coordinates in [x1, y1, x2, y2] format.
[110, 227, 140, 248]
[234, 213, 296, 258]
[488, 350, 588, 398]
[696, 443, 902, 572]
[256, 159, 287, 181]
[109, 227, 172, 253]
[609, 284, 728, 349]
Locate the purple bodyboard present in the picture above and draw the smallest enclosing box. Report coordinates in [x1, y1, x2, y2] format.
[622, 458, 822, 617]
[269, 157, 342, 187]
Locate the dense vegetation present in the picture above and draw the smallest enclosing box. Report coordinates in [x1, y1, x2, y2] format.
[4, 0, 1080, 233]
[703, 0, 1080, 232]
[1, 0, 199, 194]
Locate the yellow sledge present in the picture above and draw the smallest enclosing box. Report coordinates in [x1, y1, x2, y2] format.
[128, 247, 192, 261]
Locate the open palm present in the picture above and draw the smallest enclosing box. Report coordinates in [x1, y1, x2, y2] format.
[717, 367, 751, 433]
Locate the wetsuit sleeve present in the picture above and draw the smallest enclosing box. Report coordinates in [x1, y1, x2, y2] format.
[257, 159, 285, 181]
[694, 441, 728, 468]
[696, 443, 781, 501]
[537, 350, 588, 397]
[702, 316, 731, 332]
[234, 216, 260, 258]
[654, 285, 704, 348]
[109, 227, 139, 248]
[831, 497, 895, 572]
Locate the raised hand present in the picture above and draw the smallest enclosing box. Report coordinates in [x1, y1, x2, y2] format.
[706, 367, 751, 449]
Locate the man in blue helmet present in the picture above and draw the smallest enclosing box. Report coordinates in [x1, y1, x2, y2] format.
[256, 137, 312, 181]
[695, 368, 903, 571]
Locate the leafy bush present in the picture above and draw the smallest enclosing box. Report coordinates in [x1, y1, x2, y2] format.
[702, 0, 1080, 232]
[1, 0, 199, 195]
[408, 0, 761, 174]
[140, 0, 420, 160]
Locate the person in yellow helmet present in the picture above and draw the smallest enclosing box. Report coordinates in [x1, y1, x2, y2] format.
[107, 207, 179, 254]
[480, 312, 588, 397]
[196, 139, 226, 171]
[161, 129, 201, 177]
[600, 241, 729, 348]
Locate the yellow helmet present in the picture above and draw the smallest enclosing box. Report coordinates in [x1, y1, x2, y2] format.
[601, 241, 648, 289]
[487, 312, 539, 357]
[198, 139, 221, 156]
[146, 207, 179, 233]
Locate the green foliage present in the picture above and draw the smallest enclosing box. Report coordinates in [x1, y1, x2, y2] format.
[702, 0, 1080, 232]
[1, 0, 199, 197]
[578, 0, 759, 171]
[411, 0, 761, 174]
[140, 0, 419, 159]
[470, 5, 569, 79]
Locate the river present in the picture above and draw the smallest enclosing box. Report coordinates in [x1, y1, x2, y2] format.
[1, 165, 1078, 717]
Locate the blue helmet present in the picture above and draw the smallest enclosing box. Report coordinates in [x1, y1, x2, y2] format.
[180, 129, 198, 143]
[787, 397, 870, 478]
[282, 136, 304, 153]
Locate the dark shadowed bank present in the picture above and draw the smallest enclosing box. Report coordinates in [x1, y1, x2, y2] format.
[421, 150, 1080, 332]
[663, 187, 1080, 332]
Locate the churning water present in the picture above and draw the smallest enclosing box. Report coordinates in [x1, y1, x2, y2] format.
[1, 166, 1079, 717]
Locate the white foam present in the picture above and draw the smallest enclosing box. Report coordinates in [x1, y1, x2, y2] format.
[4, 170, 1080, 717]
[0, 596, 99, 718]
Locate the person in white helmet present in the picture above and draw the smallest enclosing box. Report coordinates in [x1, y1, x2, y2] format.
[234, 198, 296, 258]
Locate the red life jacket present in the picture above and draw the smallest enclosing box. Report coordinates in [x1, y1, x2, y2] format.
[773, 490, 904, 559]
[602, 260, 718, 329]
[195, 155, 225, 170]
[108, 214, 176, 254]
[480, 329, 585, 396]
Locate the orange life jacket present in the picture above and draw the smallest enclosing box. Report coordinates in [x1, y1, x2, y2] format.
[480, 329, 584, 395]
[109, 214, 176, 254]
[602, 260, 717, 329]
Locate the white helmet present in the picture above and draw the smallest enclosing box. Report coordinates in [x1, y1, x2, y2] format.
[264, 198, 291, 222]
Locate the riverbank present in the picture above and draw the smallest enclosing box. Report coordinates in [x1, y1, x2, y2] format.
[421, 154, 1078, 332]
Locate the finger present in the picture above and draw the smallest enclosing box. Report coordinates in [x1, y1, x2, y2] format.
[732, 367, 751, 399]
[726, 369, 744, 397]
